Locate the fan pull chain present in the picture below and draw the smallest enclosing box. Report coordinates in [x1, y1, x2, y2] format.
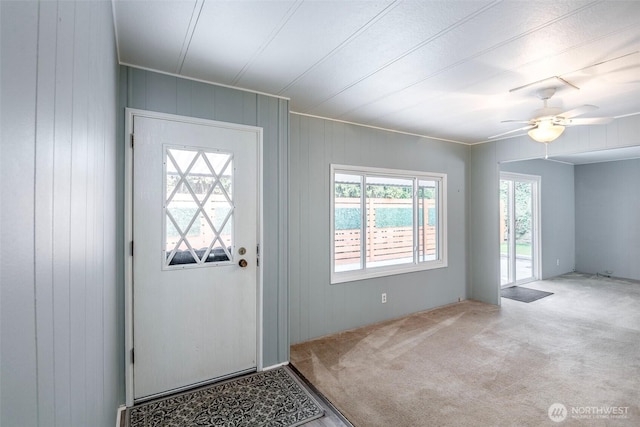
[545, 143, 549, 159]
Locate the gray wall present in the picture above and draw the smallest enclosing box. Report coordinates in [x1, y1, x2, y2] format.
[500, 159, 576, 279]
[289, 115, 468, 344]
[470, 116, 640, 304]
[575, 159, 640, 280]
[1, 1, 121, 426]
[122, 67, 290, 366]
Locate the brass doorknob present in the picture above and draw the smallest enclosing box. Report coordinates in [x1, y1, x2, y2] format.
[238, 259, 248, 268]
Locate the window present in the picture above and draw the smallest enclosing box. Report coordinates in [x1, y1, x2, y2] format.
[163, 146, 234, 269]
[331, 165, 447, 284]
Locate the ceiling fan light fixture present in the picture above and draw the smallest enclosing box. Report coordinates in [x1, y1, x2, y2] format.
[527, 120, 565, 143]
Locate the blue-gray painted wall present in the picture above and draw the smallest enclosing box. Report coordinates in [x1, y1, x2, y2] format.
[121, 67, 290, 367]
[2, 2, 640, 422]
[470, 116, 640, 304]
[500, 159, 576, 279]
[575, 159, 640, 280]
[1, 1, 121, 426]
[289, 115, 468, 344]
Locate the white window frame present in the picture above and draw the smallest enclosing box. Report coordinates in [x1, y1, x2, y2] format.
[331, 164, 448, 284]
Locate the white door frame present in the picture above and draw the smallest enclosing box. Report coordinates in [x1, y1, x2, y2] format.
[124, 108, 264, 406]
[499, 171, 542, 287]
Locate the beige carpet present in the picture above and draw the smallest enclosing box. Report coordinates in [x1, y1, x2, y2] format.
[291, 273, 640, 426]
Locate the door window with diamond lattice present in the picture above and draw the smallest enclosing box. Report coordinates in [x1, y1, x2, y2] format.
[163, 146, 234, 268]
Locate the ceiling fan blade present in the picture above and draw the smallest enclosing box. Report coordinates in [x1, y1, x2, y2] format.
[558, 104, 598, 119]
[488, 124, 536, 139]
[565, 117, 614, 125]
[501, 119, 533, 124]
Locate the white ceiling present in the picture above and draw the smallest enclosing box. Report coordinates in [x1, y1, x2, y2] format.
[112, 0, 640, 145]
[549, 145, 640, 164]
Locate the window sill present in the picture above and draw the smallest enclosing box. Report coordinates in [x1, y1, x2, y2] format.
[331, 260, 448, 284]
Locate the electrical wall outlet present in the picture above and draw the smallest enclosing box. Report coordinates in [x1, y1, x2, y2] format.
[557, 259, 560, 266]
[381, 293, 387, 304]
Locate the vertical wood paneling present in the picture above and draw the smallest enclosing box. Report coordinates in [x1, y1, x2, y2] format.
[1, 1, 121, 426]
[277, 99, 289, 362]
[255, 95, 290, 365]
[288, 115, 302, 344]
[87, 4, 104, 421]
[146, 72, 177, 114]
[176, 77, 192, 116]
[104, 61, 121, 423]
[129, 68, 147, 110]
[298, 117, 311, 340]
[192, 81, 216, 119]
[126, 68, 289, 368]
[306, 118, 326, 339]
[469, 143, 500, 304]
[326, 122, 347, 335]
[243, 91, 259, 125]
[213, 86, 244, 123]
[51, 3, 75, 424]
[34, 1, 58, 424]
[70, 3, 90, 425]
[575, 160, 640, 280]
[616, 116, 640, 148]
[289, 115, 469, 344]
[0, 2, 39, 426]
[259, 95, 279, 364]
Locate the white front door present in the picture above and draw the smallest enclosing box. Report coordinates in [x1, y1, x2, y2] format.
[132, 114, 259, 401]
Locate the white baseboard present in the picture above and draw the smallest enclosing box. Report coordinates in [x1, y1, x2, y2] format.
[262, 361, 289, 371]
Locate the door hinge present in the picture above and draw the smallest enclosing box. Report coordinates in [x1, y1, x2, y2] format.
[130, 241, 134, 257]
[130, 133, 134, 148]
[256, 244, 260, 267]
[131, 348, 135, 364]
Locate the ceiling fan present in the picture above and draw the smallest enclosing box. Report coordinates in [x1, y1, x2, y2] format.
[489, 87, 613, 143]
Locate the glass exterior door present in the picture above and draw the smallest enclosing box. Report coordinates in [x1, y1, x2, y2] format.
[500, 173, 539, 287]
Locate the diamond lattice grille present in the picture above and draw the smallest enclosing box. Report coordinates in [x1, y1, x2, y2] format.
[164, 147, 233, 267]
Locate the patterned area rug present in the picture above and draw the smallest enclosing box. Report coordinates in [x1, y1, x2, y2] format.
[126, 367, 324, 427]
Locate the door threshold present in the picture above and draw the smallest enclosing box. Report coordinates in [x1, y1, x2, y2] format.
[133, 367, 256, 404]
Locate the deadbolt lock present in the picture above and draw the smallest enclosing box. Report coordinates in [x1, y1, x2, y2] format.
[238, 247, 246, 255]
